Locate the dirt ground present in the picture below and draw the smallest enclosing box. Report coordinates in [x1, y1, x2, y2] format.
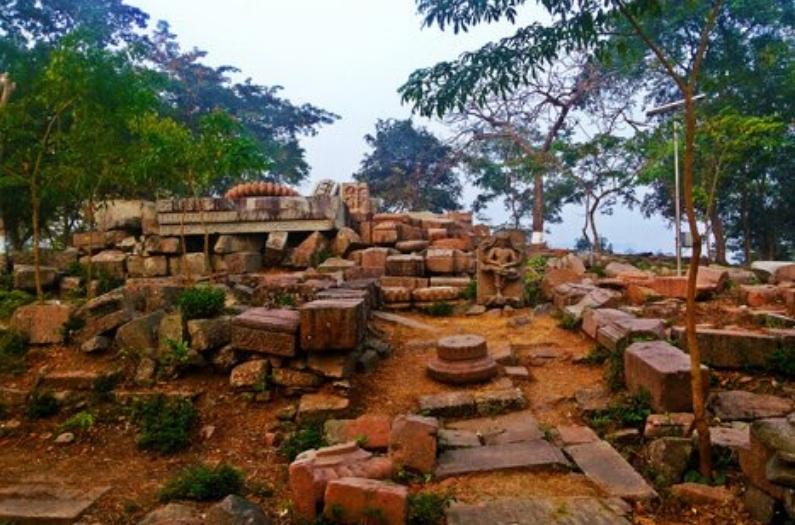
[0, 309, 765, 524]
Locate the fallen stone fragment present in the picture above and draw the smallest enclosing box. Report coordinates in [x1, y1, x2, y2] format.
[323, 478, 407, 525]
[670, 483, 734, 505]
[438, 429, 482, 450]
[644, 413, 694, 439]
[645, 437, 693, 484]
[435, 440, 570, 478]
[389, 415, 439, 474]
[0, 484, 110, 524]
[555, 425, 599, 447]
[709, 390, 794, 422]
[446, 497, 630, 525]
[417, 391, 476, 418]
[297, 393, 351, 423]
[10, 302, 72, 345]
[565, 440, 658, 501]
[447, 411, 543, 446]
[205, 495, 269, 525]
[324, 414, 392, 450]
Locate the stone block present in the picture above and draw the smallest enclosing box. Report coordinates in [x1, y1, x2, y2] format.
[595, 317, 666, 352]
[143, 256, 168, 277]
[385, 255, 425, 277]
[435, 440, 570, 478]
[432, 237, 472, 251]
[231, 308, 300, 357]
[90, 250, 127, 279]
[187, 317, 231, 352]
[739, 418, 795, 501]
[395, 240, 429, 253]
[297, 393, 351, 423]
[94, 200, 148, 230]
[114, 310, 165, 353]
[389, 415, 439, 474]
[263, 231, 289, 266]
[12, 264, 57, 291]
[307, 352, 356, 379]
[223, 252, 262, 274]
[372, 222, 398, 245]
[671, 326, 782, 369]
[229, 359, 270, 390]
[332, 227, 363, 257]
[214, 234, 263, 254]
[670, 483, 734, 505]
[300, 299, 365, 351]
[624, 340, 709, 412]
[412, 286, 459, 302]
[379, 276, 428, 289]
[425, 248, 456, 274]
[581, 308, 633, 340]
[169, 253, 210, 277]
[741, 285, 783, 307]
[381, 287, 411, 304]
[360, 247, 392, 271]
[323, 478, 407, 525]
[644, 413, 694, 438]
[291, 232, 330, 267]
[565, 440, 657, 501]
[10, 302, 72, 345]
[325, 415, 392, 450]
[143, 236, 181, 255]
[272, 367, 322, 389]
[709, 390, 794, 422]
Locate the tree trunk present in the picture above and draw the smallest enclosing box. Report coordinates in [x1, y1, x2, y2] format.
[710, 207, 727, 265]
[532, 172, 543, 243]
[86, 197, 95, 299]
[683, 93, 711, 479]
[741, 195, 751, 266]
[589, 202, 600, 255]
[30, 174, 44, 303]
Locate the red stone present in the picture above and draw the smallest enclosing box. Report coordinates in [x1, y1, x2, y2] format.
[427, 356, 499, 384]
[389, 415, 439, 474]
[323, 478, 407, 525]
[10, 302, 72, 345]
[436, 335, 488, 361]
[329, 415, 392, 450]
[232, 308, 300, 357]
[300, 299, 365, 351]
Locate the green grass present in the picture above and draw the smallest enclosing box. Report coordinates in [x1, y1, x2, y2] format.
[524, 256, 547, 306]
[160, 338, 191, 369]
[408, 492, 454, 525]
[159, 463, 243, 502]
[60, 411, 95, 433]
[275, 292, 296, 308]
[177, 286, 225, 320]
[279, 422, 326, 461]
[461, 280, 477, 301]
[767, 346, 795, 378]
[0, 290, 34, 318]
[557, 312, 581, 331]
[588, 390, 652, 434]
[131, 395, 196, 454]
[425, 301, 455, 317]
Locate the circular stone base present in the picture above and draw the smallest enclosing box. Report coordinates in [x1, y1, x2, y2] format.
[437, 334, 488, 361]
[426, 355, 498, 385]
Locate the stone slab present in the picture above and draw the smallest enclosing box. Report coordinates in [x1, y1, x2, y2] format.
[565, 440, 658, 501]
[446, 411, 543, 445]
[0, 484, 110, 524]
[446, 497, 630, 525]
[435, 440, 571, 478]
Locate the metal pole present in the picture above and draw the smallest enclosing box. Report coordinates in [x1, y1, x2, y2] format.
[673, 120, 682, 276]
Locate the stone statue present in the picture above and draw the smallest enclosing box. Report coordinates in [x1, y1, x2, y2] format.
[477, 230, 526, 307]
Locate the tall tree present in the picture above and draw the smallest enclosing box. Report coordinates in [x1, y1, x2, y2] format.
[354, 119, 462, 213]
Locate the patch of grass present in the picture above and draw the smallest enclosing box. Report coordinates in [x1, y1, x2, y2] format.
[159, 463, 243, 502]
[26, 391, 59, 419]
[310, 248, 333, 268]
[606, 349, 626, 392]
[177, 286, 225, 320]
[408, 492, 454, 525]
[461, 280, 477, 301]
[0, 330, 28, 373]
[580, 345, 610, 365]
[279, 422, 327, 461]
[766, 346, 795, 378]
[524, 256, 547, 306]
[131, 395, 196, 454]
[426, 302, 454, 317]
[60, 411, 95, 433]
[275, 292, 296, 308]
[557, 312, 581, 331]
[160, 338, 191, 369]
[590, 263, 607, 278]
[0, 290, 34, 318]
[588, 390, 652, 434]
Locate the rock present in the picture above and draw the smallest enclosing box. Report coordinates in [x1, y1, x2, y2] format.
[466, 305, 487, 316]
[115, 310, 165, 354]
[224, 252, 263, 274]
[263, 231, 289, 266]
[709, 425, 750, 451]
[474, 388, 527, 416]
[360, 247, 392, 272]
[435, 440, 570, 479]
[670, 326, 781, 369]
[385, 254, 425, 277]
[229, 360, 270, 390]
[158, 312, 184, 349]
[291, 231, 330, 267]
[298, 393, 350, 423]
[565, 440, 658, 501]
[300, 299, 365, 352]
[10, 302, 72, 344]
[0, 484, 111, 525]
[138, 503, 202, 525]
[271, 368, 322, 390]
[555, 425, 599, 446]
[447, 411, 542, 446]
[214, 235, 264, 255]
[288, 442, 393, 522]
[90, 250, 127, 279]
[596, 317, 666, 353]
[389, 415, 439, 474]
[169, 253, 210, 277]
[12, 264, 57, 291]
[438, 429, 482, 450]
[624, 340, 709, 412]
[332, 227, 363, 257]
[80, 335, 111, 354]
[307, 352, 356, 379]
[323, 478, 407, 525]
[54, 432, 75, 444]
[446, 497, 631, 525]
[210, 345, 240, 372]
[752, 261, 795, 284]
[742, 485, 778, 525]
[670, 483, 734, 505]
[325, 415, 392, 450]
[645, 437, 693, 484]
[740, 417, 795, 500]
[205, 495, 270, 525]
[232, 308, 300, 357]
[143, 256, 168, 277]
[412, 286, 459, 302]
[94, 199, 150, 231]
[644, 413, 694, 438]
[395, 240, 429, 253]
[605, 262, 650, 280]
[187, 317, 231, 352]
[144, 235, 181, 255]
[134, 357, 157, 386]
[418, 391, 477, 418]
[709, 390, 794, 421]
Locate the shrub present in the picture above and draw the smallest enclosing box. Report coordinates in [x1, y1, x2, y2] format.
[60, 314, 86, 344]
[588, 390, 652, 434]
[160, 338, 191, 369]
[524, 256, 547, 306]
[61, 411, 95, 433]
[0, 330, 28, 373]
[408, 492, 454, 525]
[580, 346, 610, 365]
[280, 422, 326, 461]
[426, 302, 454, 317]
[275, 293, 296, 308]
[0, 290, 34, 318]
[159, 463, 243, 502]
[461, 280, 477, 301]
[767, 346, 795, 378]
[557, 312, 581, 331]
[131, 395, 196, 454]
[26, 391, 60, 419]
[177, 286, 225, 320]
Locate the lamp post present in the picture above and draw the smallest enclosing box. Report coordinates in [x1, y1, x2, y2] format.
[647, 94, 705, 276]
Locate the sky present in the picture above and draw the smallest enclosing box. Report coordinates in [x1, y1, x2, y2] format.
[129, 0, 676, 254]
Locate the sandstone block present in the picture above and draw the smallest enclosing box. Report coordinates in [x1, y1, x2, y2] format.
[231, 308, 300, 357]
[10, 302, 72, 344]
[291, 232, 330, 267]
[229, 359, 270, 390]
[213, 234, 263, 254]
[187, 317, 231, 352]
[389, 415, 439, 474]
[223, 252, 262, 274]
[300, 299, 365, 352]
[323, 478, 407, 525]
[12, 264, 57, 291]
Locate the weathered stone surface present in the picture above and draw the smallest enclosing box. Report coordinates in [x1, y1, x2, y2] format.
[381, 287, 412, 304]
[214, 235, 263, 254]
[300, 299, 365, 352]
[205, 495, 270, 525]
[385, 254, 425, 277]
[436, 335, 487, 361]
[565, 440, 658, 501]
[670, 483, 734, 505]
[232, 308, 299, 356]
[389, 415, 439, 474]
[644, 413, 694, 438]
[224, 252, 262, 274]
[323, 478, 407, 525]
[741, 285, 783, 307]
[446, 497, 630, 525]
[325, 415, 392, 450]
[740, 418, 795, 499]
[596, 317, 666, 352]
[95, 200, 150, 231]
[427, 355, 498, 385]
[709, 425, 750, 451]
[439, 429, 482, 450]
[474, 388, 527, 416]
[605, 262, 650, 280]
[0, 484, 110, 524]
[581, 308, 633, 340]
[436, 440, 570, 478]
[742, 485, 778, 525]
[555, 425, 600, 446]
[289, 442, 393, 522]
[563, 288, 622, 321]
[317, 257, 356, 274]
[210, 345, 240, 373]
[395, 240, 429, 253]
[143, 256, 168, 277]
[91, 250, 127, 278]
[360, 247, 392, 272]
[115, 310, 165, 353]
[332, 227, 363, 257]
[143, 235, 181, 255]
[646, 437, 693, 483]
[307, 352, 356, 379]
[425, 248, 456, 274]
[169, 253, 210, 276]
[671, 326, 781, 369]
[229, 359, 270, 390]
[624, 340, 709, 412]
[80, 335, 112, 354]
[12, 264, 57, 291]
[10, 302, 72, 345]
[272, 367, 322, 390]
[447, 411, 543, 446]
[291, 232, 331, 268]
[412, 286, 460, 302]
[477, 231, 525, 307]
[263, 231, 289, 266]
[298, 393, 351, 423]
[418, 391, 477, 418]
[187, 316, 231, 352]
[709, 391, 794, 421]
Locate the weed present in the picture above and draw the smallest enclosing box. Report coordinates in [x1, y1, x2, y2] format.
[310, 248, 333, 268]
[275, 293, 296, 308]
[590, 264, 607, 278]
[426, 302, 454, 317]
[407, 492, 454, 525]
[766, 346, 795, 378]
[0, 290, 34, 318]
[92, 373, 120, 401]
[0, 330, 28, 373]
[684, 469, 726, 486]
[26, 391, 59, 419]
[159, 463, 243, 502]
[461, 280, 477, 301]
[580, 346, 610, 365]
[61, 411, 95, 433]
[557, 312, 581, 331]
[176, 286, 225, 320]
[588, 390, 652, 434]
[606, 349, 625, 392]
[393, 468, 433, 485]
[59, 314, 86, 344]
[524, 256, 547, 306]
[539, 423, 555, 441]
[280, 422, 326, 461]
[131, 395, 196, 454]
[160, 338, 191, 369]
[94, 270, 124, 296]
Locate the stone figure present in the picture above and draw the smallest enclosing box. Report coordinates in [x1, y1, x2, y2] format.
[477, 230, 527, 307]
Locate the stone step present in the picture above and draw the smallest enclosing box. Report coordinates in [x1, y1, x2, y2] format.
[418, 387, 526, 419]
[0, 484, 110, 524]
[38, 370, 116, 392]
[446, 497, 631, 525]
[435, 440, 571, 478]
[446, 411, 543, 445]
[565, 440, 658, 501]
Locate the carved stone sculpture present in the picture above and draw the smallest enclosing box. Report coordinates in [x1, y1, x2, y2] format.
[476, 230, 526, 307]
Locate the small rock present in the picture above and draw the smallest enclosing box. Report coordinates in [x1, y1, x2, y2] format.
[503, 366, 531, 380]
[646, 437, 693, 484]
[670, 482, 734, 505]
[200, 425, 216, 441]
[138, 503, 202, 525]
[507, 315, 531, 328]
[605, 428, 640, 444]
[466, 305, 487, 316]
[54, 432, 75, 444]
[205, 495, 270, 525]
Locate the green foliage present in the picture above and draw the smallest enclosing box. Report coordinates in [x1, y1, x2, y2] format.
[0, 290, 34, 319]
[310, 248, 333, 268]
[524, 256, 547, 306]
[160, 339, 191, 369]
[589, 390, 652, 434]
[275, 293, 296, 308]
[159, 463, 243, 502]
[177, 286, 225, 320]
[26, 391, 60, 419]
[766, 346, 795, 378]
[557, 312, 581, 331]
[0, 330, 28, 373]
[131, 395, 196, 454]
[60, 314, 86, 344]
[92, 373, 120, 401]
[461, 280, 477, 301]
[279, 423, 326, 462]
[407, 492, 454, 525]
[580, 345, 610, 365]
[60, 411, 95, 433]
[425, 302, 454, 317]
[606, 348, 626, 392]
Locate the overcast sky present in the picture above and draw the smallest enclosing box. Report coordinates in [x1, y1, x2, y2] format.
[129, 0, 675, 254]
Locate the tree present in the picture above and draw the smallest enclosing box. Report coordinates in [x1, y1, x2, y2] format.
[354, 119, 462, 213]
[399, 0, 749, 479]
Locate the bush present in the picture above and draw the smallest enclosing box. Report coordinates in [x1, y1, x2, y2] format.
[0, 290, 34, 318]
[0, 330, 28, 373]
[588, 390, 652, 434]
[177, 286, 225, 320]
[425, 302, 454, 317]
[160, 338, 191, 369]
[280, 423, 326, 461]
[131, 395, 196, 454]
[159, 463, 243, 502]
[275, 293, 296, 308]
[767, 346, 795, 378]
[557, 312, 581, 331]
[408, 492, 454, 525]
[524, 256, 547, 306]
[61, 411, 95, 433]
[461, 280, 477, 301]
[26, 390, 59, 419]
